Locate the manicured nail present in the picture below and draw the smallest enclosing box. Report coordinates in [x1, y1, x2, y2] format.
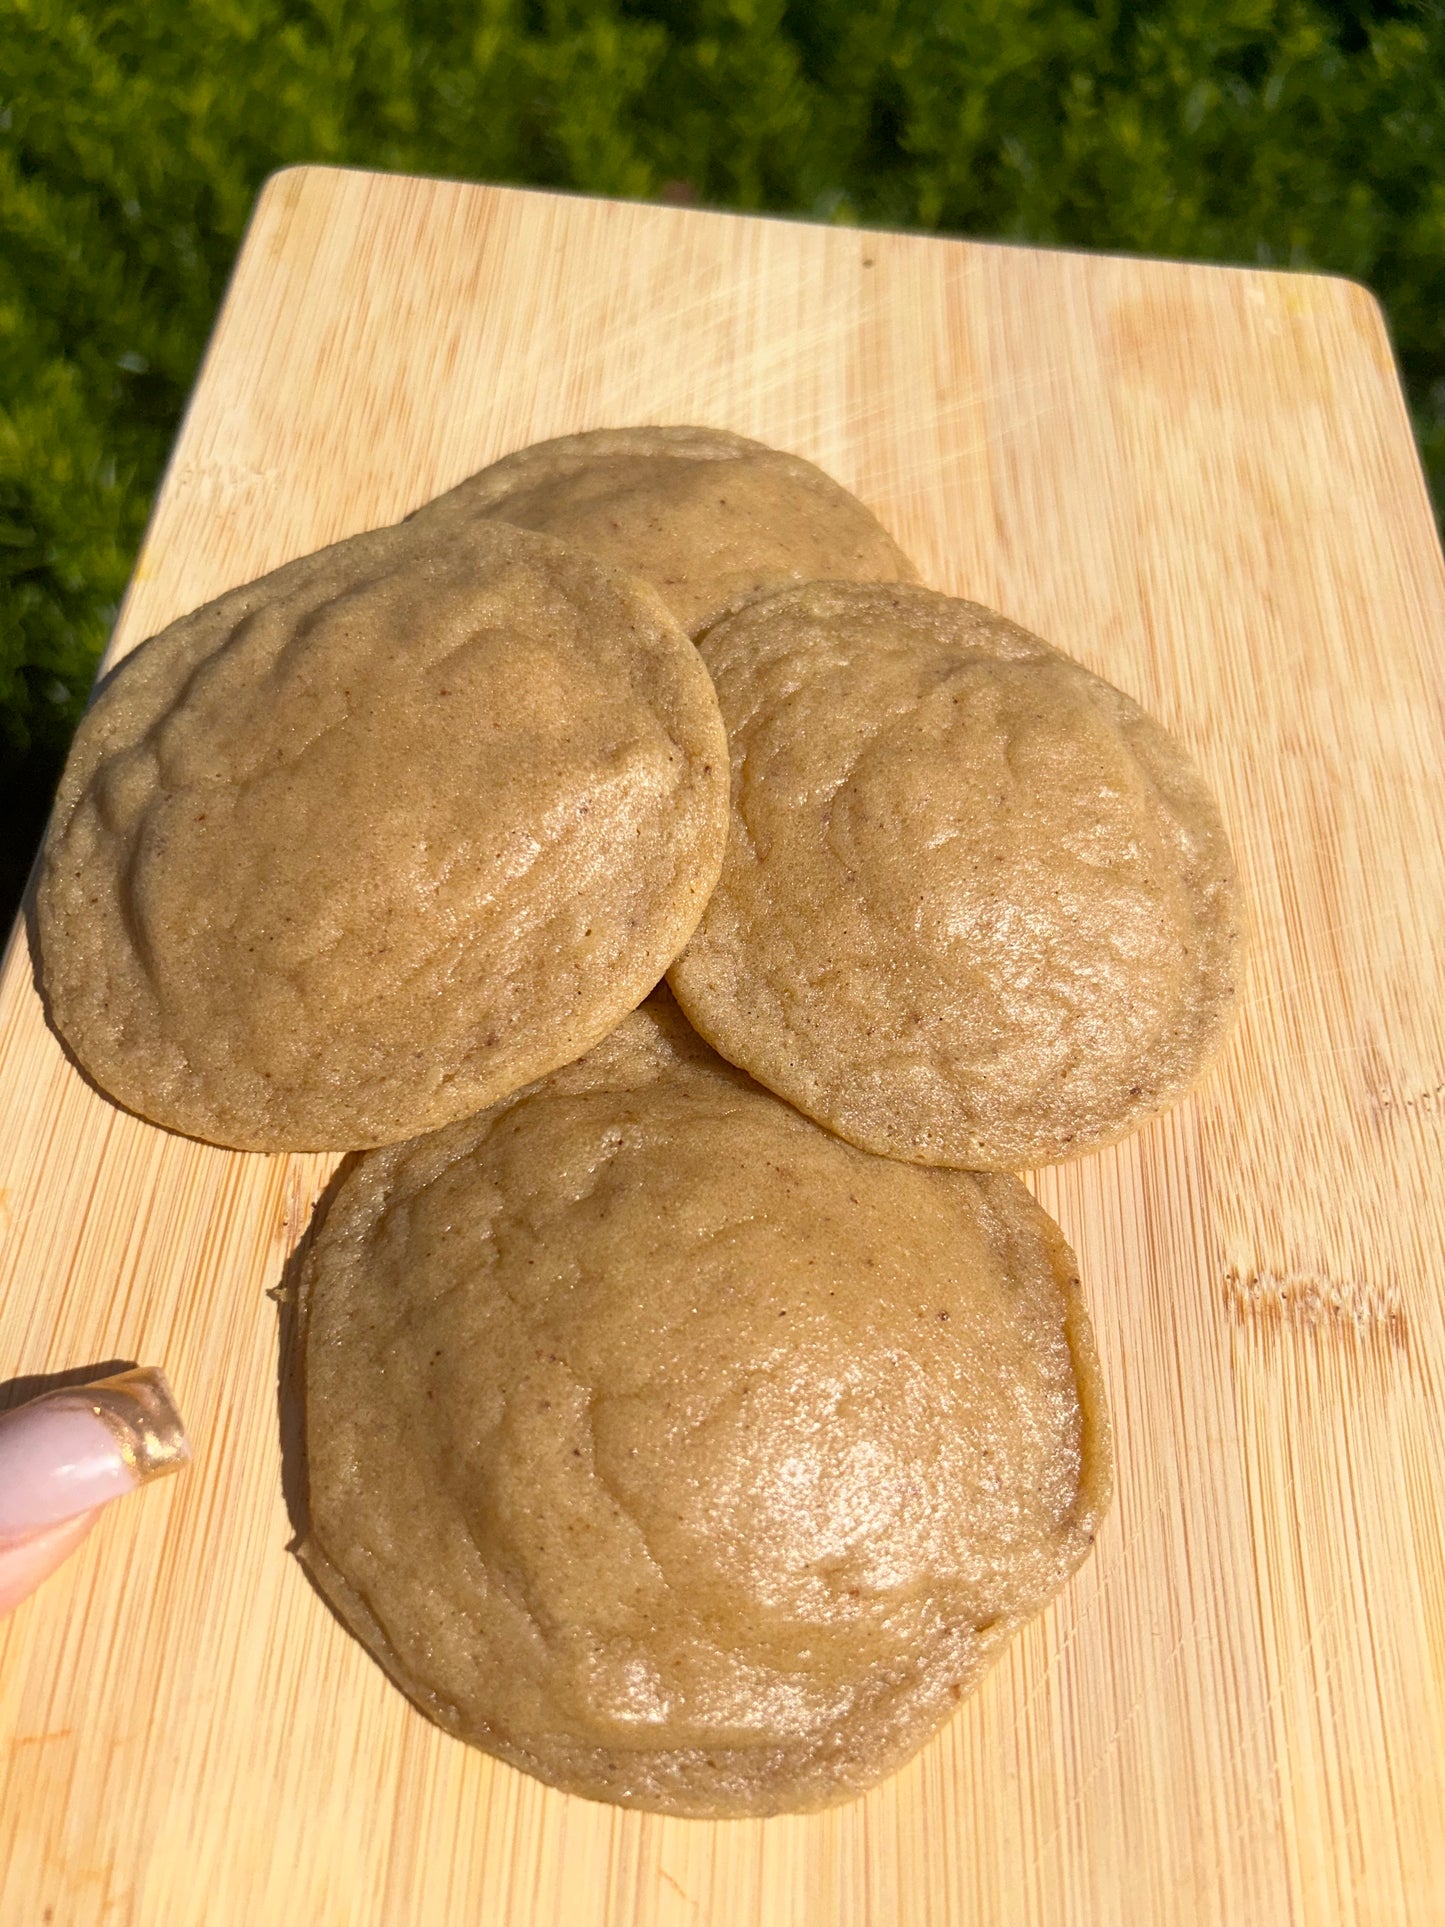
[0, 1367, 190, 1541]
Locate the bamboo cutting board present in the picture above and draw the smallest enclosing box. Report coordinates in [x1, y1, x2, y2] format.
[2, 166, 1443, 1927]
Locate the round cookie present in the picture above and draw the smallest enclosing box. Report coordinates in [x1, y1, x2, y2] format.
[668, 583, 1242, 1169]
[38, 521, 728, 1150]
[298, 993, 1112, 1818]
[406, 425, 918, 636]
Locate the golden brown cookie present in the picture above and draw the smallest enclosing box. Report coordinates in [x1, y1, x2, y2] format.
[668, 583, 1242, 1169]
[37, 522, 727, 1150]
[298, 994, 1111, 1817]
[407, 425, 918, 636]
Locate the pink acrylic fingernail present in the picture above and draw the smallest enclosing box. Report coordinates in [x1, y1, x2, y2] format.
[0, 1367, 190, 1541]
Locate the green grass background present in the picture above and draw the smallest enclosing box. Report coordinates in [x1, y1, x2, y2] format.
[3, 0, 1442, 921]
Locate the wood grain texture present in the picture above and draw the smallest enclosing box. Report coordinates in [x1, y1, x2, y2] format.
[2, 165, 1443, 1927]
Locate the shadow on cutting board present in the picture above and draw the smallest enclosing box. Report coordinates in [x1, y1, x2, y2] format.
[0, 1359, 140, 1416]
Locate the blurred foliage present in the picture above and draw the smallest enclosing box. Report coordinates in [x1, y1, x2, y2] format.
[2, 0, 1442, 908]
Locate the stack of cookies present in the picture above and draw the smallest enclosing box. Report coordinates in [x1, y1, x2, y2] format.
[36, 426, 1241, 1817]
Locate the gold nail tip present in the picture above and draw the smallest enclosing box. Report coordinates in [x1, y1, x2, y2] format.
[44, 1367, 192, 1486]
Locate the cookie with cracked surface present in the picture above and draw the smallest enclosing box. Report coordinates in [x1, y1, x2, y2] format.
[406, 425, 918, 637]
[668, 582, 1243, 1169]
[37, 521, 727, 1150]
[297, 992, 1111, 1816]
